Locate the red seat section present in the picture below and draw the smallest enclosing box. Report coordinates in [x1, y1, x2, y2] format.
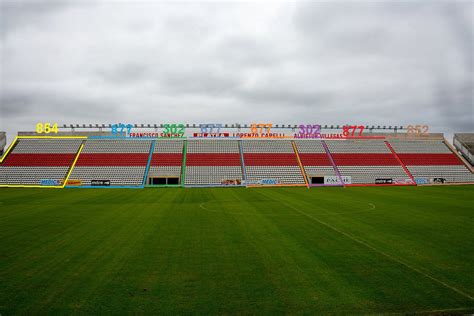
[76, 153, 149, 166]
[397, 153, 462, 166]
[187, 153, 241, 166]
[332, 153, 400, 166]
[244, 153, 299, 166]
[3, 153, 76, 166]
[151, 153, 183, 166]
[299, 153, 332, 166]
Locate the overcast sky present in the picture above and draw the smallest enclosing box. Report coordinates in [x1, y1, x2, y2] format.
[0, 0, 472, 141]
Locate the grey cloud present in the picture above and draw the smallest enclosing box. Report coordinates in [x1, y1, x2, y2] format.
[1, 88, 119, 119]
[212, 36, 281, 68]
[160, 67, 242, 96]
[0, 0, 472, 141]
[0, 0, 79, 37]
[292, 1, 473, 130]
[96, 62, 151, 85]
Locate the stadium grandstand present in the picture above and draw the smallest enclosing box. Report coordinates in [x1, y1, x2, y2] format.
[454, 133, 474, 167]
[1, 124, 473, 187]
[148, 139, 184, 186]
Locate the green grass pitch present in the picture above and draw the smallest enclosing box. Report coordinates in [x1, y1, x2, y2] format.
[1, 186, 473, 314]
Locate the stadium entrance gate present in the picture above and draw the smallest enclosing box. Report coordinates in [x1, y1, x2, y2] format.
[148, 177, 180, 185]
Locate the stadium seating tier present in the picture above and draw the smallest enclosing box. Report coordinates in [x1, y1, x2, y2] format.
[242, 140, 305, 185]
[1, 137, 473, 186]
[0, 138, 83, 185]
[184, 140, 243, 185]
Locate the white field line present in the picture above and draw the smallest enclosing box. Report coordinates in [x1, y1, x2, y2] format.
[280, 201, 474, 301]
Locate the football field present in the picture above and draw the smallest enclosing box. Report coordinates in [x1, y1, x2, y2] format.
[1, 186, 473, 314]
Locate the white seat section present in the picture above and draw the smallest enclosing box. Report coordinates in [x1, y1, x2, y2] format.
[187, 139, 240, 153]
[325, 140, 411, 184]
[12, 139, 84, 153]
[294, 139, 336, 177]
[326, 140, 391, 153]
[70, 166, 146, 186]
[242, 140, 305, 185]
[185, 166, 243, 185]
[337, 166, 410, 184]
[82, 139, 152, 153]
[154, 139, 184, 153]
[0, 138, 83, 185]
[149, 140, 184, 179]
[304, 166, 336, 177]
[242, 139, 295, 153]
[390, 140, 474, 183]
[68, 139, 153, 186]
[0, 166, 70, 185]
[245, 166, 304, 184]
[185, 140, 243, 185]
[389, 140, 452, 153]
[2, 137, 472, 187]
[407, 166, 474, 183]
[294, 139, 326, 153]
[148, 166, 182, 178]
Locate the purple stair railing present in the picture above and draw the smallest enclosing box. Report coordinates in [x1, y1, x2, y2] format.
[321, 140, 345, 187]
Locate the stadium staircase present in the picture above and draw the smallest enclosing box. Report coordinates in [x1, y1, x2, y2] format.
[238, 140, 248, 183]
[185, 139, 243, 186]
[291, 140, 310, 187]
[389, 140, 474, 184]
[241, 140, 306, 185]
